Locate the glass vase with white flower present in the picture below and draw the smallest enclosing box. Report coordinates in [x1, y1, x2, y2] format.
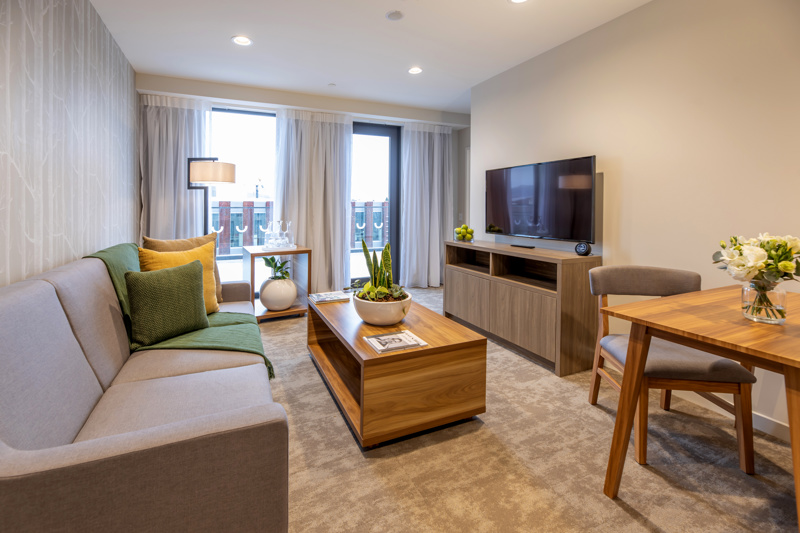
[712, 233, 800, 324]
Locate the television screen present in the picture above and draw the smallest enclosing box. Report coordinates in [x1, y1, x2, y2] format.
[486, 155, 595, 243]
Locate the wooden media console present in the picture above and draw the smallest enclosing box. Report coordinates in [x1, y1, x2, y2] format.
[444, 240, 601, 377]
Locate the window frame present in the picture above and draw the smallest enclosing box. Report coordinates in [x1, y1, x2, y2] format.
[352, 122, 401, 284]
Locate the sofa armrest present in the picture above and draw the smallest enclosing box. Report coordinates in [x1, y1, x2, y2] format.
[0, 403, 288, 533]
[221, 280, 252, 302]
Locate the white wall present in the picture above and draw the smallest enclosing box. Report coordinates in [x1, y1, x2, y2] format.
[470, 0, 800, 439]
[0, 0, 138, 287]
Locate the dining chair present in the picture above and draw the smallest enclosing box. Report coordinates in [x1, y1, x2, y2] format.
[588, 265, 757, 473]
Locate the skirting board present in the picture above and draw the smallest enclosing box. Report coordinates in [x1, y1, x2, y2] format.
[673, 390, 790, 443]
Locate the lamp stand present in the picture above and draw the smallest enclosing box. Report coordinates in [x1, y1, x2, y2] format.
[188, 157, 217, 235]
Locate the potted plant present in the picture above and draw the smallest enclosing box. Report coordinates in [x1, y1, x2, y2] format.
[259, 256, 297, 311]
[353, 240, 412, 326]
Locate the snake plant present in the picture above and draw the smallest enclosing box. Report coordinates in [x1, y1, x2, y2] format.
[357, 240, 407, 301]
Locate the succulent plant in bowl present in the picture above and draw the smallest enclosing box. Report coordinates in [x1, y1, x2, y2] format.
[353, 240, 411, 325]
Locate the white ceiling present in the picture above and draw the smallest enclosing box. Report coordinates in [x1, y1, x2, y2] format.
[91, 0, 652, 114]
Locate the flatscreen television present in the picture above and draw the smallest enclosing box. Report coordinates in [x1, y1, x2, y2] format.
[485, 155, 596, 243]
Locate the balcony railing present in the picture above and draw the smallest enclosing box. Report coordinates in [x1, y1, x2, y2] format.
[211, 201, 390, 258]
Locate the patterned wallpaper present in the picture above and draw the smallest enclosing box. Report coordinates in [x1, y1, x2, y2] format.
[0, 0, 137, 287]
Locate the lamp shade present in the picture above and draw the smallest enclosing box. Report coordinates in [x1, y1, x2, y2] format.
[189, 161, 235, 184]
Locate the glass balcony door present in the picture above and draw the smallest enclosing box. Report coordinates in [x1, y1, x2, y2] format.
[350, 123, 400, 285]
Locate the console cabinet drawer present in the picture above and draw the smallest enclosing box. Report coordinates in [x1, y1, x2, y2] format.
[489, 283, 557, 362]
[444, 267, 491, 331]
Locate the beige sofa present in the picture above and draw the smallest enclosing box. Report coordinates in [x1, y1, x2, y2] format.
[0, 257, 288, 532]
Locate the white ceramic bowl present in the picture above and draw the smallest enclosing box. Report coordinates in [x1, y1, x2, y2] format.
[352, 292, 412, 326]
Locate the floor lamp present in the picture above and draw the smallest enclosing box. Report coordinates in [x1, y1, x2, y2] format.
[188, 157, 236, 235]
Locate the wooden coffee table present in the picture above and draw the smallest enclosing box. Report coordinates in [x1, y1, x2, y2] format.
[307, 297, 487, 447]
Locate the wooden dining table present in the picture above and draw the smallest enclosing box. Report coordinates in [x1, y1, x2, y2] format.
[601, 285, 800, 529]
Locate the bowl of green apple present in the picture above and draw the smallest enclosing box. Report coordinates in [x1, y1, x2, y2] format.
[454, 224, 474, 242]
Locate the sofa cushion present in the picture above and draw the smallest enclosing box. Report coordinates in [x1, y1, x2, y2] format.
[139, 241, 219, 314]
[0, 281, 102, 449]
[126, 261, 210, 348]
[32, 258, 130, 390]
[74, 364, 272, 441]
[218, 300, 256, 314]
[143, 233, 223, 303]
[113, 349, 265, 384]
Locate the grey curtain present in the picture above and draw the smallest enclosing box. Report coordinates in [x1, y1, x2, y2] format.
[275, 109, 352, 293]
[399, 123, 454, 287]
[138, 95, 209, 239]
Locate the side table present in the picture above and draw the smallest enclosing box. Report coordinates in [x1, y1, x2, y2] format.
[242, 245, 312, 322]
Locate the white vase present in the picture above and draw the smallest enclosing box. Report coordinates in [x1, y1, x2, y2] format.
[259, 278, 297, 311]
[352, 293, 413, 326]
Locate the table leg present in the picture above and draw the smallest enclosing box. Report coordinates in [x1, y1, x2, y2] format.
[604, 322, 651, 498]
[783, 366, 800, 530]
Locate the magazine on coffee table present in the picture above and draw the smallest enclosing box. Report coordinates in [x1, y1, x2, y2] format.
[363, 330, 428, 354]
[309, 291, 350, 304]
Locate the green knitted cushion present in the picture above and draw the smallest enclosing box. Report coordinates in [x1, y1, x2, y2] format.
[125, 260, 209, 348]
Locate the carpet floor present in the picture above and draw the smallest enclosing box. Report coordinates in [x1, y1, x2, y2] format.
[260, 287, 796, 532]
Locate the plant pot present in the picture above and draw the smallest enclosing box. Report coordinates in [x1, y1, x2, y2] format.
[259, 278, 297, 311]
[353, 293, 413, 326]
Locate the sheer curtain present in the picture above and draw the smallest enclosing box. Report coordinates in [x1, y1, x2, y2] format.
[399, 123, 454, 287]
[275, 109, 352, 293]
[138, 95, 209, 239]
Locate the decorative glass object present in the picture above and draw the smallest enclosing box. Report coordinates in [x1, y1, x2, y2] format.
[741, 280, 786, 325]
[713, 234, 799, 325]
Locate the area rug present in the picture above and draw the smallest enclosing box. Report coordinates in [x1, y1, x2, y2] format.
[261, 288, 795, 532]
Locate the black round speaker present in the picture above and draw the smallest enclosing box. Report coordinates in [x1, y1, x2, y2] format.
[575, 242, 592, 256]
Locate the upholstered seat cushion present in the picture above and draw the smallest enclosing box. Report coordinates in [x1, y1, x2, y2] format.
[113, 349, 265, 385]
[600, 334, 757, 384]
[217, 300, 256, 314]
[75, 364, 272, 441]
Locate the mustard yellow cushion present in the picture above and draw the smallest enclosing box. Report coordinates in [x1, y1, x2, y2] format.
[138, 240, 219, 314]
[142, 233, 223, 303]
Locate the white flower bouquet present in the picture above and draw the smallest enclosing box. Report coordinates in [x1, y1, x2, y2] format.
[712, 233, 800, 323]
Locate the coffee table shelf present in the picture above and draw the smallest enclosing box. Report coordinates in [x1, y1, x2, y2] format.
[307, 298, 487, 448]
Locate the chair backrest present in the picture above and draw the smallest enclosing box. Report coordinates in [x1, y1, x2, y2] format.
[589, 265, 701, 298]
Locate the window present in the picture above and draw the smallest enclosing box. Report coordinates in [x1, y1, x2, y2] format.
[350, 123, 400, 282]
[209, 109, 277, 258]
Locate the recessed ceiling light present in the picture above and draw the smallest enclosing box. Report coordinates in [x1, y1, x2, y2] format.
[231, 35, 253, 46]
[508, 0, 528, 3]
[386, 10, 404, 21]
[408, 67, 422, 75]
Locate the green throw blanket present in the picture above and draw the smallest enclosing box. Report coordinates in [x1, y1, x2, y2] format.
[87, 243, 140, 339]
[87, 244, 275, 379]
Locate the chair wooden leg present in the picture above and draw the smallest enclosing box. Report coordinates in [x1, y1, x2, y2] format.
[589, 347, 604, 405]
[660, 389, 672, 411]
[734, 383, 755, 474]
[635, 379, 649, 465]
[734, 364, 755, 431]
